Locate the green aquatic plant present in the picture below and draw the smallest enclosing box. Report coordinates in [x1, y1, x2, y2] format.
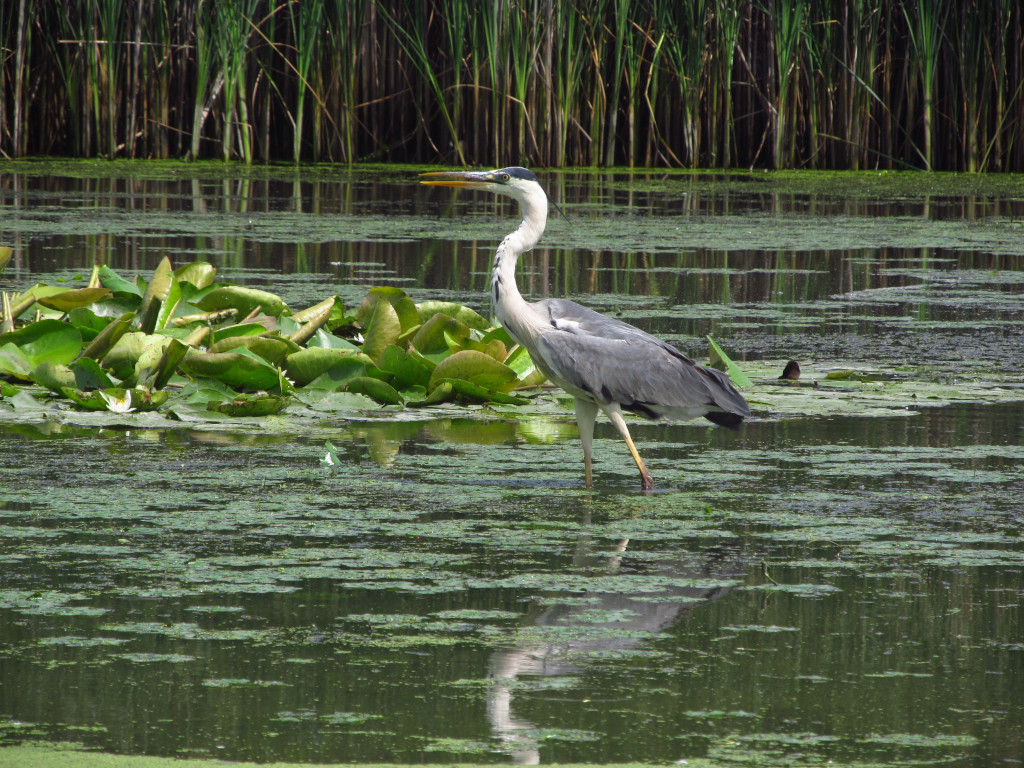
[0, 256, 571, 424]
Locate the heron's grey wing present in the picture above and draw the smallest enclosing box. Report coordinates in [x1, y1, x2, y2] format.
[533, 298, 687, 354]
[535, 326, 750, 421]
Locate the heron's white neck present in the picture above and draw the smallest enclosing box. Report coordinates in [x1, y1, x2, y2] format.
[490, 186, 548, 345]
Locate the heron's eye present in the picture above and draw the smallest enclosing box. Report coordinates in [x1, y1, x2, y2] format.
[499, 173, 510, 182]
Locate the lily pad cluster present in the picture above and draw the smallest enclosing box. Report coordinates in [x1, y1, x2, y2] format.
[0, 250, 544, 418]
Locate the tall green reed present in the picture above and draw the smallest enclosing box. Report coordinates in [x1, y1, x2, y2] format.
[2, 0, 1023, 171]
[288, 0, 325, 162]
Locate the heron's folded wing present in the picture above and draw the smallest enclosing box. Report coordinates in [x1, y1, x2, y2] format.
[536, 329, 748, 418]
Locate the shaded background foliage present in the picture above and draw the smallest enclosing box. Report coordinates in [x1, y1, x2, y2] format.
[0, 0, 1021, 170]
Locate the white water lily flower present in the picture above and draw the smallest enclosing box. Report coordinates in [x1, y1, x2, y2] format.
[99, 390, 136, 413]
[320, 452, 336, 466]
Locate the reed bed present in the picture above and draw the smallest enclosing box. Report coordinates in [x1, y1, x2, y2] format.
[1, 0, 1021, 170]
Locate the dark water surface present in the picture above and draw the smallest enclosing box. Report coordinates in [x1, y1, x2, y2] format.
[1, 164, 1023, 766]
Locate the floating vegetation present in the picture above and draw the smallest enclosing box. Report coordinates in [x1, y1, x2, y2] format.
[0, 258, 548, 427]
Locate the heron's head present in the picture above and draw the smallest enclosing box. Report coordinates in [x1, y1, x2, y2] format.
[420, 166, 548, 220]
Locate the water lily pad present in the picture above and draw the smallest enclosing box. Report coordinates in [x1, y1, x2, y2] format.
[71, 357, 116, 390]
[361, 297, 402, 363]
[97, 265, 143, 297]
[407, 380, 455, 406]
[102, 332, 160, 380]
[285, 347, 356, 386]
[35, 286, 112, 312]
[208, 335, 297, 364]
[153, 272, 183, 331]
[195, 285, 288, 317]
[428, 350, 517, 393]
[173, 261, 217, 289]
[288, 296, 337, 345]
[179, 349, 282, 390]
[136, 338, 188, 390]
[707, 335, 752, 387]
[379, 345, 432, 388]
[0, 344, 33, 379]
[437, 377, 531, 405]
[207, 393, 289, 417]
[343, 376, 404, 405]
[306, 327, 360, 350]
[79, 313, 133, 361]
[411, 312, 470, 355]
[356, 286, 420, 332]
[416, 300, 490, 330]
[0, 319, 82, 368]
[212, 322, 271, 342]
[29, 361, 76, 393]
[304, 356, 369, 390]
[61, 387, 169, 412]
[504, 344, 545, 387]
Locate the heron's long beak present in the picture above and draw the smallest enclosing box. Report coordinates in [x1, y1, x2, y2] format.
[420, 170, 496, 189]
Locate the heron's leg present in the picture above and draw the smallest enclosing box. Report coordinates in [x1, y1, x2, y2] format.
[574, 398, 598, 489]
[604, 405, 654, 490]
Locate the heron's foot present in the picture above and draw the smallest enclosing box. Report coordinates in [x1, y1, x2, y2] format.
[640, 470, 654, 490]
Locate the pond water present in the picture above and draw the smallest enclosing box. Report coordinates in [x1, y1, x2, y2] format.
[1, 164, 1023, 767]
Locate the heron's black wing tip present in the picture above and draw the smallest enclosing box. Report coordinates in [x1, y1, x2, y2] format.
[705, 411, 745, 430]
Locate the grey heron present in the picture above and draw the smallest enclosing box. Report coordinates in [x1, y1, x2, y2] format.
[421, 167, 750, 490]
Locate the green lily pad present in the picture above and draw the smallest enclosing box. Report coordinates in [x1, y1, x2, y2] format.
[285, 348, 359, 386]
[448, 334, 508, 361]
[408, 380, 455, 406]
[102, 332, 172, 382]
[80, 313, 133, 361]
[306, 327, 360, 350]
[29, 361, 77, 393]
[379, 344, 432, 389]
[0, 319, 83, 368]
[153, 272, 183, 331]
[411, 312, 470, 355]
[707, 335, 752, 387]
[138, 257, 175, 329]
[288, 297, 337, 345]
[195, 285, 288, 318]
[0, 246, 11, 276]
[416, 300, 490, 330]
[343, 376, 404, 405]
[504, 344, 545, 387]
[208, 335, 297, 365]
[356, 286, 420, 332]
[136, 338, 189, 390]
[179, 349, 282, 390]
[428, 350, 518, 393]
[0, 343, 32, 379]
[67, 306, 114, 341]
[173, 261, 217, 290]
[361, 298, 402, 364]
[98, 265, 143, 297]
[61, 387, 169, 412]
[36, 286, 112, 312]
[72, 357, 116, 390]
[207, 393, 289, 417]
[30, 356, 117, 394]
[304, 357, 369, 390]
[438, 377, 531, 405]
